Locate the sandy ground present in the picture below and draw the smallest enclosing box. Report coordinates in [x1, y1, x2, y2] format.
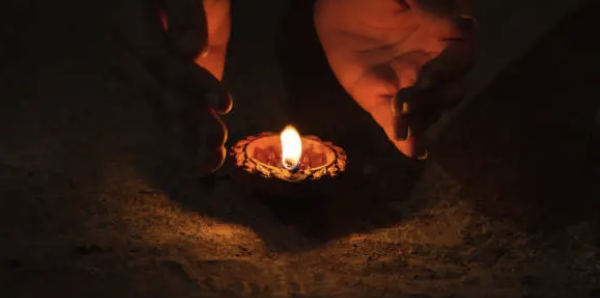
[1, 0, 599, 297]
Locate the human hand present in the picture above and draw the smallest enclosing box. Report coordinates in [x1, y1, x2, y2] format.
[113, 0, 232, 173]
[315, 0, 476, 158]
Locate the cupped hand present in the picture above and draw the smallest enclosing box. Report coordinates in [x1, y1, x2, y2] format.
[315, 0, 475, 158]
[114, 0, 232, 173]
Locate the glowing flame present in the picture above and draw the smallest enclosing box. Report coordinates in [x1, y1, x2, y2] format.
[280, 125, 302, 170]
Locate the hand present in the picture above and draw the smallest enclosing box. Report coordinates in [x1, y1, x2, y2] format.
[113, 0, 232, 173]
[315, 0, 476, 158]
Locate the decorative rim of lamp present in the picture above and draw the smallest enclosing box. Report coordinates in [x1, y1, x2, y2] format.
[230, 132, 348, 183]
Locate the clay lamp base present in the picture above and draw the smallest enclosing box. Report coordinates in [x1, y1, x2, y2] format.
[230, 126, 347, 183]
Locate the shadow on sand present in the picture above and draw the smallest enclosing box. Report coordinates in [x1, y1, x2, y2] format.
[433, 0, 600, 232]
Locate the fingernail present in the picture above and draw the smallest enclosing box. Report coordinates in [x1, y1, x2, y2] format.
[457, 15, 479, 31]
[401, 101, 409, 114]
[393, 99, 411, 141]
[417, 149, 428, 161]
[203, 92, 219, 108]
[416, 143, 428, 161]
[393, 88, 413, 114]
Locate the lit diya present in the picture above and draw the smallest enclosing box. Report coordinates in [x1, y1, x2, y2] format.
[231, 125, 347, 182]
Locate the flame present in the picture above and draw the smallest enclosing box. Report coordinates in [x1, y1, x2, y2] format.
[280, 125, 302, 170]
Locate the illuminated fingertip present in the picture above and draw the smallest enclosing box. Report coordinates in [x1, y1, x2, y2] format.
[214, 146, 227, 169]
[417, 149, 429, 161]
[219, 94, 233, 114]
[199, 45, 211, 58]
[201, 146, 227, 173]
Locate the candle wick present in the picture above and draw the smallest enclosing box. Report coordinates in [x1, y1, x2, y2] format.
[283, 158, 299, 172]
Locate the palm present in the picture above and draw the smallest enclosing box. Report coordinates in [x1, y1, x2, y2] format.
[315, 0, 470, 157]
[116, 0, 233, 173]
[193, 0, 231, 80]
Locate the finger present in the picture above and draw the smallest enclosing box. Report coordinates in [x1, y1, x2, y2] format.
[388, 52, 434, 140]
[392, 93, 441, 140]
[179, 105, 227, 172]
[349, 62, 429, 159]
[112, 0, 231, 113]
[402, 76, 466, 108]
[163, 0, 210, 59]
[151, 57, 233, 114]
[391, 51, 433, 89]
[393, 79, 464, 139]
[391, 87, 413, 141]
[184, 63, 233, 114]
[196, 109, 227, 173]
[415, 40, 474, 89]
[112, 0, 170, 59]
[181, 104, 227, 149]
[200, 146, 227, 173]
[402, 137, 428, 161]
[200, 108, 228, 148]
[390, 115, 430, 160]
[415, 17, 477, 90]
[429, 76, 467, 109]
[395, 137, 419, 159]
[401, 107, 441, 137]
[393, 109, 411, 141]
[364, 91, 424, 159]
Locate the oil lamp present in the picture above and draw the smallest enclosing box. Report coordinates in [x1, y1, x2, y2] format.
[231, 125, 347, 182]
